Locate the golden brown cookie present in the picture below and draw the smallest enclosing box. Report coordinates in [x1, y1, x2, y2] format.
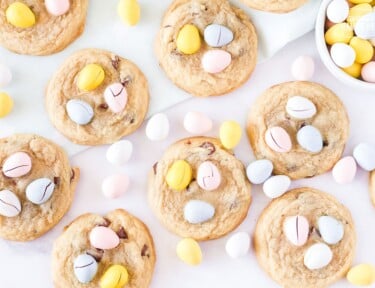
[148, 137, 251, 241]
[247, 81, 349, 180]
[242, 0, 308, 13]
[52, 209, 156, 288]
[155, 0, 258, 97]
[369, 171, 375, 207]
[254, 188, 356, 288]
[0, 134, 79, 241]
[46, 48, 149, 146]
[0, 0, 88, 55]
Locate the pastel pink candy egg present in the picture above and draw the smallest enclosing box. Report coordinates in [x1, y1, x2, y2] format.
[197, 161, 221, 191]
[265, 127, 292, 153]
[361, 62, 375, 83]
[89, 226, 120, 250]
[332, 156, 357, 184]
[104, 83, 128, 113]
[202, 50, 231, 74]
[183, 111, 213, 134]
[2, 152, 32, 178]
[45, 0, 70, 16]
[283, 215, 309, 246]
[102, 174, 129, 199]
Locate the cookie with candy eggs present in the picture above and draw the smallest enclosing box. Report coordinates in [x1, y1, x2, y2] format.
[52, 209, 155, 288]
[0, 0, 88, 55]
[46, 48, 149, 145]
[155, 0, 258, 97]
[254, 187, 356, 288]
[247, 81, 349, 180]
[242, 0, 308, 13]
[148, 137, 251, 241]
[0, 133, 79, 241]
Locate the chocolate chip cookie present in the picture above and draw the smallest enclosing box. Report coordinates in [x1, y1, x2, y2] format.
[0, 133, 79, 241]
[155, 0, 258, 97]
[46, 48, 149, 145]
[254, 187, 356, 288]
[242, 0, 308, 13]
[148, 137, 251, 241]
[52, 209, 156, 288]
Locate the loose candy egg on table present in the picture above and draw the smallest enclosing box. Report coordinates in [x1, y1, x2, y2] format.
[176, 238, 202, 266]
[286, 96, 317, 119]
[0, 190, 21, 217]
[265, 126, 292, 153]
[347, 264, 375, 286]
[0, 92, 13, 118]
[204, 24, 234, 47]
[66, 99, 94, 125]
[246, 159, 273, 185]
[106, 140, 133, 165]
[296, 125, 323, 153]
[2, 152, 32, 178]
[263, 175, 291, 199]
[0, 64, 12, 87]
[304, 243, 333, 270]
[6, 2, 36, 28]
[26, 178, 55, 205]
[102, 174, 129, 199]
[225, 232, 251, 258]
[183, 111, 213, 134]
[176, 24, 201, 55]
[219, 120, 242, 150]
[283, 215, 309, 246]
[184, 199, 215, 224]
[117, 0, 140, 26]
[166, 160, 192, 191]
[145, 113, 170, 141]
[332, 156, 357, 184]
[291, 56, 315, 81]
[318, 216, 344, 245]
[100, 264, 129, 288]
[73, 254, 98, 284]
[353, 142, 375, 171]
[45, 0, 70, 16]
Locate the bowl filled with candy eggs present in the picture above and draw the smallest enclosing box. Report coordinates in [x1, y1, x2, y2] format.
[316, 0, 375, 91]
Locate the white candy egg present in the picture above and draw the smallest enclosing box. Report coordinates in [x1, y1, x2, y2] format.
[225, 232, 250, 258]
[297, 125, 323, 153]
[263, 175, 291, 199]
[106, 140, 133, 166]
[304, 243, 333, 270]
[355, 12, 375, 40]
[318, 216, 344, 245]
[332, 156, 357, 184]
[286, 96, 317, 119]
[291, 56, 315, 81]
[353, 143, 375, 171]
[330, 43, 356, 68]
[146, 113, 170, 141]
[326, 0, 349, 24]
[183, 111, 213, 134]
[0, 64, 12, 87]
[246, 159, 273, 185]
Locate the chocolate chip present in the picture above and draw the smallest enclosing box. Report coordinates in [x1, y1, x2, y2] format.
[186, 140, 191, 145]
[323, 140, 329, 147]
[53, 177, 60, 185]
[117, 227, 128, 239]
[111, 56, 120, 70]
[98, 218, 111, 227]
[130, 118, 135, 124]
[199, 142, 216, 155]
[99, 103, 108, 110]
[153, 162, 158, 175]
[121, 76, 132, 87]
[163, 25, 172, 28]
[141, 244, 150, 258]
[86, 249, 104, 262]
[299, 122, 307, 129]
[70, 169, 75, 181]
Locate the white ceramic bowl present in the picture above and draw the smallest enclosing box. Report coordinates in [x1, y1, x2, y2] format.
[315, 0, 375, 91]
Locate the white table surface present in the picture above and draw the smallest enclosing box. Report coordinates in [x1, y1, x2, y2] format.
[2, 31, 375, 288]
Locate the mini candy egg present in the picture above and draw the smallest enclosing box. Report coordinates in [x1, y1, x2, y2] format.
[286, 96, 317, 119]
[283, 215, 309, 246]
[353, 143, 375, 171]
[73, 254, 98, 284]
[361, 61, 375, 82]
[197, 161, 221, 191]
[0, 190, 21, 217]
[265, 126, 292, 153]
[145, 113, 170, 141]
[184, 200, 215, 224]
[89, 226, 120, 250]
[263, 175, 291, 199]
[166, 160, 192, 191]
[350, 37, 374, 64]
[45, 0, 70, 16]
[347, 3, 373, 27]
[0, 64, 12, 87]
[246, 159, 273, 185]
[327, 0, 349, 23]
[204, 24, 234, 47]
[183, 111, 213, 134]
[3, 152, 32, 178]
[106, 140, 133, 166]
[117, 0, 141, 26]
[176, 24, 201, 55]
[100, 265, 129, 288]
[77, 64, 105, 91]
[332, 156, 357, 184]
[104, 83, 128, 113]
[297, 125, 323, 153]
[219, 120, 242, 150]
[330, 43, 356, 68]
[176, 238, 202, 266]
[6, 2, 36, 28]
[26, 178, 55, 205]
[291, 56, 315, 81]
[325, 23, 353, 45]
[318, 216, 344, 245]
[0, 92, 13, 118]
[202, 50, 232, 74]
[66, 99, 94, 125]
[342, 62, 363, 78]
[102, 174, 129, 199]
[355, 12, 375, 39]
[347, 264, 375, 286]
[304, 243, 333, 270]
[225, 232, 250, 258]
[349, 0, 372, 3]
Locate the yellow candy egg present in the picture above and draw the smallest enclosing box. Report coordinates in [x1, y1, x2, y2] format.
[176, 24, 201, 55]
[347, 4, 373, 27]
[347, 264, 375, 286]
[100, 265, 129, 288]
[77, 64, 105, 91]
[325, 23, 353, 45]
[117, 0, 140, 26]
[166, 160, 192, 191]
[219, 120, 242, 150]
[342, 62, 363, 78]
[176, 238, 202, 266]
[350, 37, 374, 64]
[6, 2, 35, 29]
[348, 0, 372, 4]
[0, 92, 13, 118]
